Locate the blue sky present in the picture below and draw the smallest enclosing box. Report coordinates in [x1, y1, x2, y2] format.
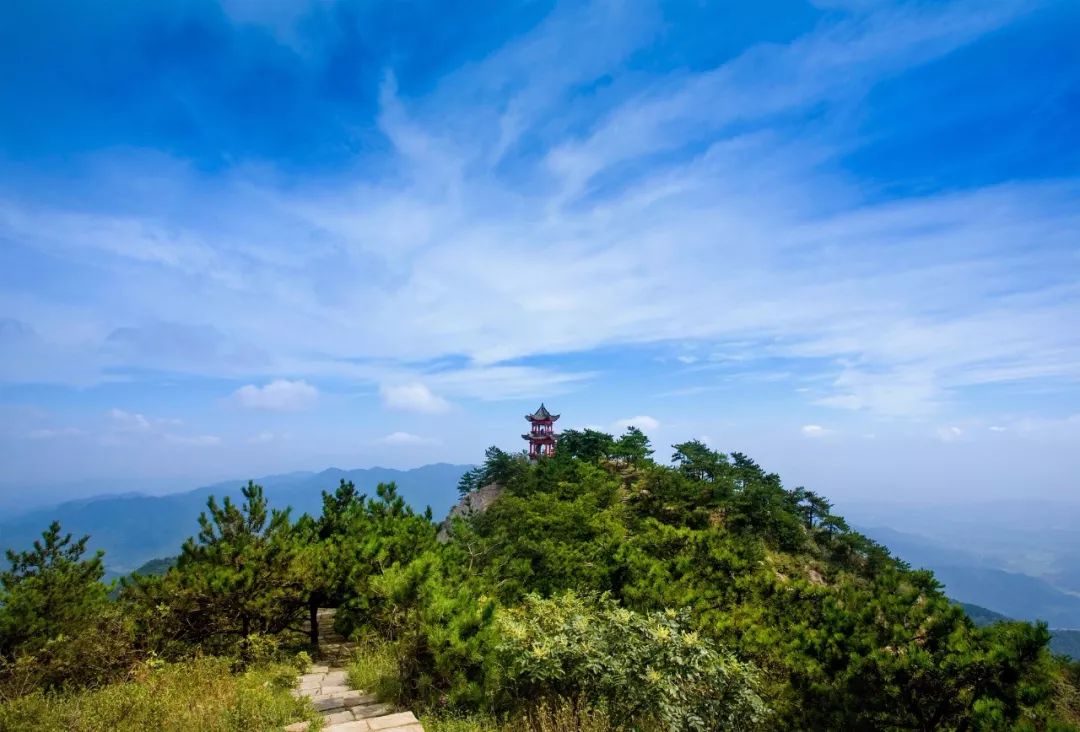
[1, 0, 1079, 506]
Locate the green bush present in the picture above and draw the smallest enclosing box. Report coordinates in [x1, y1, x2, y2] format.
[0, 657, 317, 732]
[0, 522, 140, 696]
[492, 592, 767, 731]
[347, 634, 402, 702]
[422, 700, 619, 732]
[0, 609, 139, 699]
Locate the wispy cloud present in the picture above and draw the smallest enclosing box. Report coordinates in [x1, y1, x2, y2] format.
[613, 416, 660, 432]
[1, 0, 1077, 490]
[233, 380, 318, 411]
[935, 426, 965, 443]
[103, 408, 219, 447]
[377, 431, 438, 446]
[3, 2, 1073, 419]
[26, 427, 84, 440]
[379, 383, 450, 413]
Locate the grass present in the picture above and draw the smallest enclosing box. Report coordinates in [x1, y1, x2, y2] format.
[346, 635, 402, 703]
[0, 657, 320, 732]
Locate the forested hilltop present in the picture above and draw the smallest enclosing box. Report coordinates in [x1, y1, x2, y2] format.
[2, 429, 1079, 730]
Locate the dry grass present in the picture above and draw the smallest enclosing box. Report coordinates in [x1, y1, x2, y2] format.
[346, 635, 402, 703]
[0, 656, 318, 732]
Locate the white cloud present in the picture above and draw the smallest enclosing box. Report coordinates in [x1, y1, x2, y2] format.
[936, 425, 965, 443]
[1, 0, 1074, 429]
[164, 434, 222, 446]
[27, 427, 84, 440]
[801, 424, 833, 438]
[233, 379, 318, 411]
[247, 431, 277, 444]
[379, 382, 450, 413]
[613, 415, 660, 432]
[102, 407, 220, 447]
[989, 425, 1007, 433]
[378, 431, 437, 446]
[108, 408, 154, 432]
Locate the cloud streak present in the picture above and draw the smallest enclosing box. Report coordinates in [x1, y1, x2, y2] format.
[379, 383, 450, 414]
[1, 2, 1074, 422]
[233, 380, 319, 411]
[1, 0, 1078, 492]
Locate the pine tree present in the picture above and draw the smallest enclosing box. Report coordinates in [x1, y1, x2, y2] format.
[0, 521, 107, 659]
[170, 481, 305, 646]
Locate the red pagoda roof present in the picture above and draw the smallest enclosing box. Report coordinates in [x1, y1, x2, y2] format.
[525, 403, 560, 422]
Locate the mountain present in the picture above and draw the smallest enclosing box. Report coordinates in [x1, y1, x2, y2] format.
[1051, 630, 1080, 660]
[843, 499, 1080, 594]
[858, 524, 1080, 629]
[959, 602, 1080, 661]
[959, 602, 1010, 627]
[0, 464, 471, 573]
[131, 556, 177, 577]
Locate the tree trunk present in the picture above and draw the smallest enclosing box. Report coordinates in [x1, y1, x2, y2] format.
[309, 597, 319, 649]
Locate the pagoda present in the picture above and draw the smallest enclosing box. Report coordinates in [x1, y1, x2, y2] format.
[523, 403, 559, 460]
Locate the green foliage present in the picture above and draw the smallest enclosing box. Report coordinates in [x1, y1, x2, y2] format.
[135, 481, 306, 655]
[610, 426, 653, 464]
[555, 429, 616, 463]
[0, 657, 315, 732]
[129, 557, 176, 578]
[1047, 659, 1080, 729]
[9, 430, 1080, 731]
[328, 482, 438, 637]
[391, 435, 1075, 730]
[0, 522, 108, 660]
[670, 440, 728, 483]
[347, 634, 402, 703]
[493, 592, 766, 731]
[1052, 631, 1080, 662]
[423, 702, 619, 732]
[0, 610, 139, 700]
[458, 447, 528, 496]
[557, 427, 654, 466]
[0, 522, 137, 695]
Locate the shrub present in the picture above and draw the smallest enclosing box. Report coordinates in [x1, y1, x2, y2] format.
[0, 609, 139, 699]
[492, 592, 767, 731]
[423, 700, 620, 732]
[0, 522, 139, 696]
[347, 634, 402, 702]
[0, 657, 316, 732]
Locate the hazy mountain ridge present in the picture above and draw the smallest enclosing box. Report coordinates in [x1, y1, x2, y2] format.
[859, 523, 1080, 629]
[960, 602, 1080, 661]
[0, 464, 471, 573]
[844, 499, 1080, 594]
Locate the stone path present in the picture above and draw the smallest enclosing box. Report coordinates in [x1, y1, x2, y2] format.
[285, 609, 424, 732]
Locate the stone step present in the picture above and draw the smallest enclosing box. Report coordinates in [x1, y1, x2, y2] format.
[289, 609, 425, 731]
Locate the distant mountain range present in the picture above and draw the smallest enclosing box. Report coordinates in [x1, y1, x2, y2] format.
[843, 499, 1080, 596]
[960, 602, 1080, 661]
[0, 464, 471, 573]
[859, 524, 1080, 629]
[7, 473, 1080, 644]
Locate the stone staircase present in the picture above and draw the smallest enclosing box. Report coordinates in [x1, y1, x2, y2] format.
[286, 608, 423, 732]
